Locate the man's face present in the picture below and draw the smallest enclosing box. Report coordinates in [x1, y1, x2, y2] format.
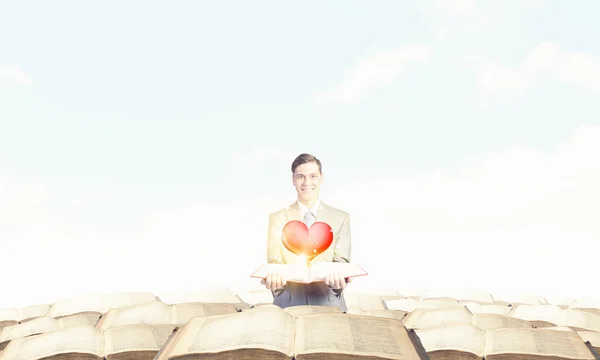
[292, 161, 323, 203]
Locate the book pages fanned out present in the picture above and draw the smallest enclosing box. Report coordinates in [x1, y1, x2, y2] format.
[46, 292, 158, 318]
[415, 322, 485, 359]
[0, 304, 51, 325]
[471, 313, 533, 331]
[463, 302, 513, 316]
[156, 306, 296, 359]
[0, 316, 59, 347]
[283, 305, 343, 317]
[0, 324, 178, 360]
[419, 287, 495, 305]
[0, 325, 104, 360]
[578, 331, 600, 352]
[293, 313, 422, 360]
[346, 308, 407, 320]
[402, 306, 473, 330]
[103, 324, 176, 357]
[483, 328, 596, 360]
[154, 290, 243, 305]
[96, 300, 239, 330]
[385, 298, 464, 313]
[509, 305, 600, 332]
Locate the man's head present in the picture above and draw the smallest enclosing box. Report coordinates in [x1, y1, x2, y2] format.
[291, 153, 324, 206]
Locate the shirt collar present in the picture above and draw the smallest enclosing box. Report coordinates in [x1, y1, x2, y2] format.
[297, 199, 321, 217]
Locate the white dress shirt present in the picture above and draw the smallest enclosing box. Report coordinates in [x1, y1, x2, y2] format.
[297, 199, 321, 222]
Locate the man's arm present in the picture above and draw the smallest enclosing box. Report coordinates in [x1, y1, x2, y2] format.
[266, 213, 286, 295]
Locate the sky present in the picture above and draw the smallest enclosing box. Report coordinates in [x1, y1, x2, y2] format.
[1, 0, 599, 309]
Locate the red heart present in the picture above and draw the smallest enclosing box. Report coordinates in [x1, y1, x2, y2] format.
[281, 220, 333, 259]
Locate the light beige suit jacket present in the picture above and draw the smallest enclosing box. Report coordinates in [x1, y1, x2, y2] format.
[266, 201, 351, 310]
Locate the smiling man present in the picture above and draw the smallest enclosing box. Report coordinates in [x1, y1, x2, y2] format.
[263, 153, 352, 311]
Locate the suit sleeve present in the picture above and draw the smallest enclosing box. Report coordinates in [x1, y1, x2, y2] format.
[332, 213, 351, 263]
[267, 213, 284, 264]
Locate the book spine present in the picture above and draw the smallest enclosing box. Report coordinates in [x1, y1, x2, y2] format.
[152, 326, 179, 360]
[585, 341, 600, 360]
[407, 328, 431, 360]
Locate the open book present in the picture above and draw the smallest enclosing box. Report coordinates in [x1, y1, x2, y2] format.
[0, 304, 51, 330]
[95, 300, 239, 330]
[415, 322, 597, 360]
[0, 314, 100, 351]
[0, 323, 176, 360]
[155, 305, 427, 360]
[251, 261, 367, 283]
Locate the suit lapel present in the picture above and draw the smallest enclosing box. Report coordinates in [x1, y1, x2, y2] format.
[285, 201, 301, 222]
[315, 202, 332, 226]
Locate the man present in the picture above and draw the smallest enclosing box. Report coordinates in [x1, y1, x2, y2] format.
[263, 153, 352, 311]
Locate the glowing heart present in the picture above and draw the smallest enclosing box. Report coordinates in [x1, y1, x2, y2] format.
[282, 220, 333, 259]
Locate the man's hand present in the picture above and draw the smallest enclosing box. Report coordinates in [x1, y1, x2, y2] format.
[323, 272, 353, 290]
[261, 272, 287, 291]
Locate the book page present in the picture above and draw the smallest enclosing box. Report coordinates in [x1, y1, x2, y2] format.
[155, 290, 243, 304]
[0, 316, 58, 343]
[18, 304, 50, 321]
[402, 306, 473, 330]
[0, 325, 104, 360]
[562, 309, 600, 332]
[294, 313, 420, 359]
[103, 324, 175, 356]
[545, 326, 575, 332]
[97, 301, 172, 331]
[236, 288, 274, 306]
[171, 302, 238, 324]
[284, 305, 343, 317]
[47, 292, 156, 318]
[508, 304, 563, 324]
[166, 306, 295, 357]
[415, 322, 484, 357]
[569, 298, 600, 314]
[472, 313, 533, 330]
[385, 298, 437, 313]
[0, 309, 19, 323]
[578, 331, 600, 348]
[464, 302, 512, 316]
[46, 294, 107, 318]
[484, 328, 595, 359]
[357, 309, 407, 320]
[421, 288, 494, 304]
[307, 262, 366, 282]
[57, 313, 101, 328]
[252, 263, 309, 282]
[344, 292, 389, 311]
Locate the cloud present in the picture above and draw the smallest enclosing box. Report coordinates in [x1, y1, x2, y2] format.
[313, 44, 431, 106]
[422, 0, 545, 40]
[0, 64, 32, 85]
[326, 124, 600, 298]
[424, 0, 497, 40]
[228, 145, 293, 167]
[460, 42, 600, 104]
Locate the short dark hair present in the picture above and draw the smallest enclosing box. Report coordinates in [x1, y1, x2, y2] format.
[291, 153, 322, 174]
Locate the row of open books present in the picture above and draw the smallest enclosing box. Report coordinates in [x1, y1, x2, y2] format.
[1, 303, 600, 360]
